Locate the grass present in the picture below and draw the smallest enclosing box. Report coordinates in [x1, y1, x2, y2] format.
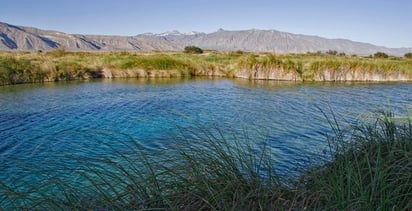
[1, 111, 411, 210]
[0, 50, 411, 85]
[300, 111, 412, 210]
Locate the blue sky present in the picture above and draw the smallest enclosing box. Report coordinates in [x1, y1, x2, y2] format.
[1, 0, 411, 48]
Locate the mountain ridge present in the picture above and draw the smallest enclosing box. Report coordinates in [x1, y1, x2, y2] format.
[1, 22, 411, 56]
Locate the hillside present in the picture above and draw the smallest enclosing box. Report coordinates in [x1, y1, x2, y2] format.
[161, 29, 411, 56]
[0, 22, 180, 51]
[1, 22, 411, 56]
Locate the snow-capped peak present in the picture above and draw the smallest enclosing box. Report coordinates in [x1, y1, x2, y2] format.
[152, 30, 204, 36]
[155, 30, 182, 36]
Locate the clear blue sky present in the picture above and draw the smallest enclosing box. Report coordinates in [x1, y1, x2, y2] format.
[1, 0, 411, 48]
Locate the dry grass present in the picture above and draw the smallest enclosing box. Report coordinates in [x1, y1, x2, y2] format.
[1, 50, 411, 85]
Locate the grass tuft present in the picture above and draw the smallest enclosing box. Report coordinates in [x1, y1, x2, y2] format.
[0, 110, 411, 209]
[301, 111, 412, 210]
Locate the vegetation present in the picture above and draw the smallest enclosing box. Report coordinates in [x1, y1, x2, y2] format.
[1, 111, 411, 209]
[0, 50, 411, 85]
[184, 45, 204, 54]
[374, 51, 389, 58]
[300, 111, 412, 210]
[405, 52, 412, 59]
[326, 50, 338, 55]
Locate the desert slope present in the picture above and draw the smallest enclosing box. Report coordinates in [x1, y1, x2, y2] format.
[1, 22, 411, 56]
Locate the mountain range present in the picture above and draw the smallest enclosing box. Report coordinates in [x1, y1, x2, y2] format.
[1, 22, 411, 56]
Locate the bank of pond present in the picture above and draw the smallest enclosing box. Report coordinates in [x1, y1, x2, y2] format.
[1, 50, 411, 85]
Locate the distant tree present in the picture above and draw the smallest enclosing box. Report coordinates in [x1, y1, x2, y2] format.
[338, 52, 346, 57]
[326, 50, 338, 55]
[184, 46, 203, 54]
[373, 52, 389, 58]
[235, 50, 244, 55]
[404, 52, 412, 59]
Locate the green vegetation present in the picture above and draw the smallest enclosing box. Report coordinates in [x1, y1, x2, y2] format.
[326, 50, 338, 55]
[301, 111, 412, 210]
[405, 52, 412, 59]
[1, 111, 411, 209]
[184, 45, 204, 54]
[374, 51, 389, 58]
[0, 50, 411, 85]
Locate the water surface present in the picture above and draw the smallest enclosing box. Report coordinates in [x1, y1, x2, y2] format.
[0, 78, 411, 189]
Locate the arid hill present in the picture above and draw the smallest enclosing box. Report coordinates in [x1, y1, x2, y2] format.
[1, 22, 411, 56]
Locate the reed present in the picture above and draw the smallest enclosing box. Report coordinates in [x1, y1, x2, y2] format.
[299, 111, 412, 210]
[1, 111, 411, 210]
[0, 51, 411, 85]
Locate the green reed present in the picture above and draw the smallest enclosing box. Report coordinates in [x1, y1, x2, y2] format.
[1, 110, 411, 210]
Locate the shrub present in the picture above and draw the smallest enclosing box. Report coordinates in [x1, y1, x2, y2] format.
[235, 50, 244, 55]
[184, 46, 203, 54]
[373, 52, 389, 58]
[404, 52, 412, 59]
[326, 50, 338, 55]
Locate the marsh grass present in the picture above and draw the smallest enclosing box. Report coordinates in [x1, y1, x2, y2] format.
[1, 111, 411, 210]
[300, 111, 412, 210]
[1, 51, 411, 85]
[236, 53, 412, 81]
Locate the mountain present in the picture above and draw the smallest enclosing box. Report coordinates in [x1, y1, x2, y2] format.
[1, 22, 411, 56]
[163, 29, 411, 56]
[0, 22, 180, 51]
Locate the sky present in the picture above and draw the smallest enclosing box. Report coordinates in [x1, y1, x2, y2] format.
[1, 0, 411, 48]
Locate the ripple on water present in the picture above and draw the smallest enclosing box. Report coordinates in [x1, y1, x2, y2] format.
[0, 79, 411, 185]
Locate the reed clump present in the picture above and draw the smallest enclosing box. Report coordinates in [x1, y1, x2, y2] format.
[1, 111, 411, 210]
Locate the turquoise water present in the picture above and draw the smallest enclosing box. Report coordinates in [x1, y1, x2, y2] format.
[0, 78, 411, 194]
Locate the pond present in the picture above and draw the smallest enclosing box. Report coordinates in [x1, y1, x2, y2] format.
[0, 78, 411, 196]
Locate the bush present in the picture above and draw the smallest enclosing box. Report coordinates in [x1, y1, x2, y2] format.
[373, 52, 389, 58]
[326, 50, 338, 55]
[404, 52, 412, 59]
[184, 46, 203, 54]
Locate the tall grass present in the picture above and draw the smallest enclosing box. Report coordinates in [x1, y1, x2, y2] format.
[1, 111, 411, 209]
[1, 51, 411, 85]
[0, 52, 103, 84]
[0, 56, 43, 85]
[301, 111, 412, 210]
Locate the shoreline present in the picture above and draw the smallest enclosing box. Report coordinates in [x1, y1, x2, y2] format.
[1, 51, 411, 86]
